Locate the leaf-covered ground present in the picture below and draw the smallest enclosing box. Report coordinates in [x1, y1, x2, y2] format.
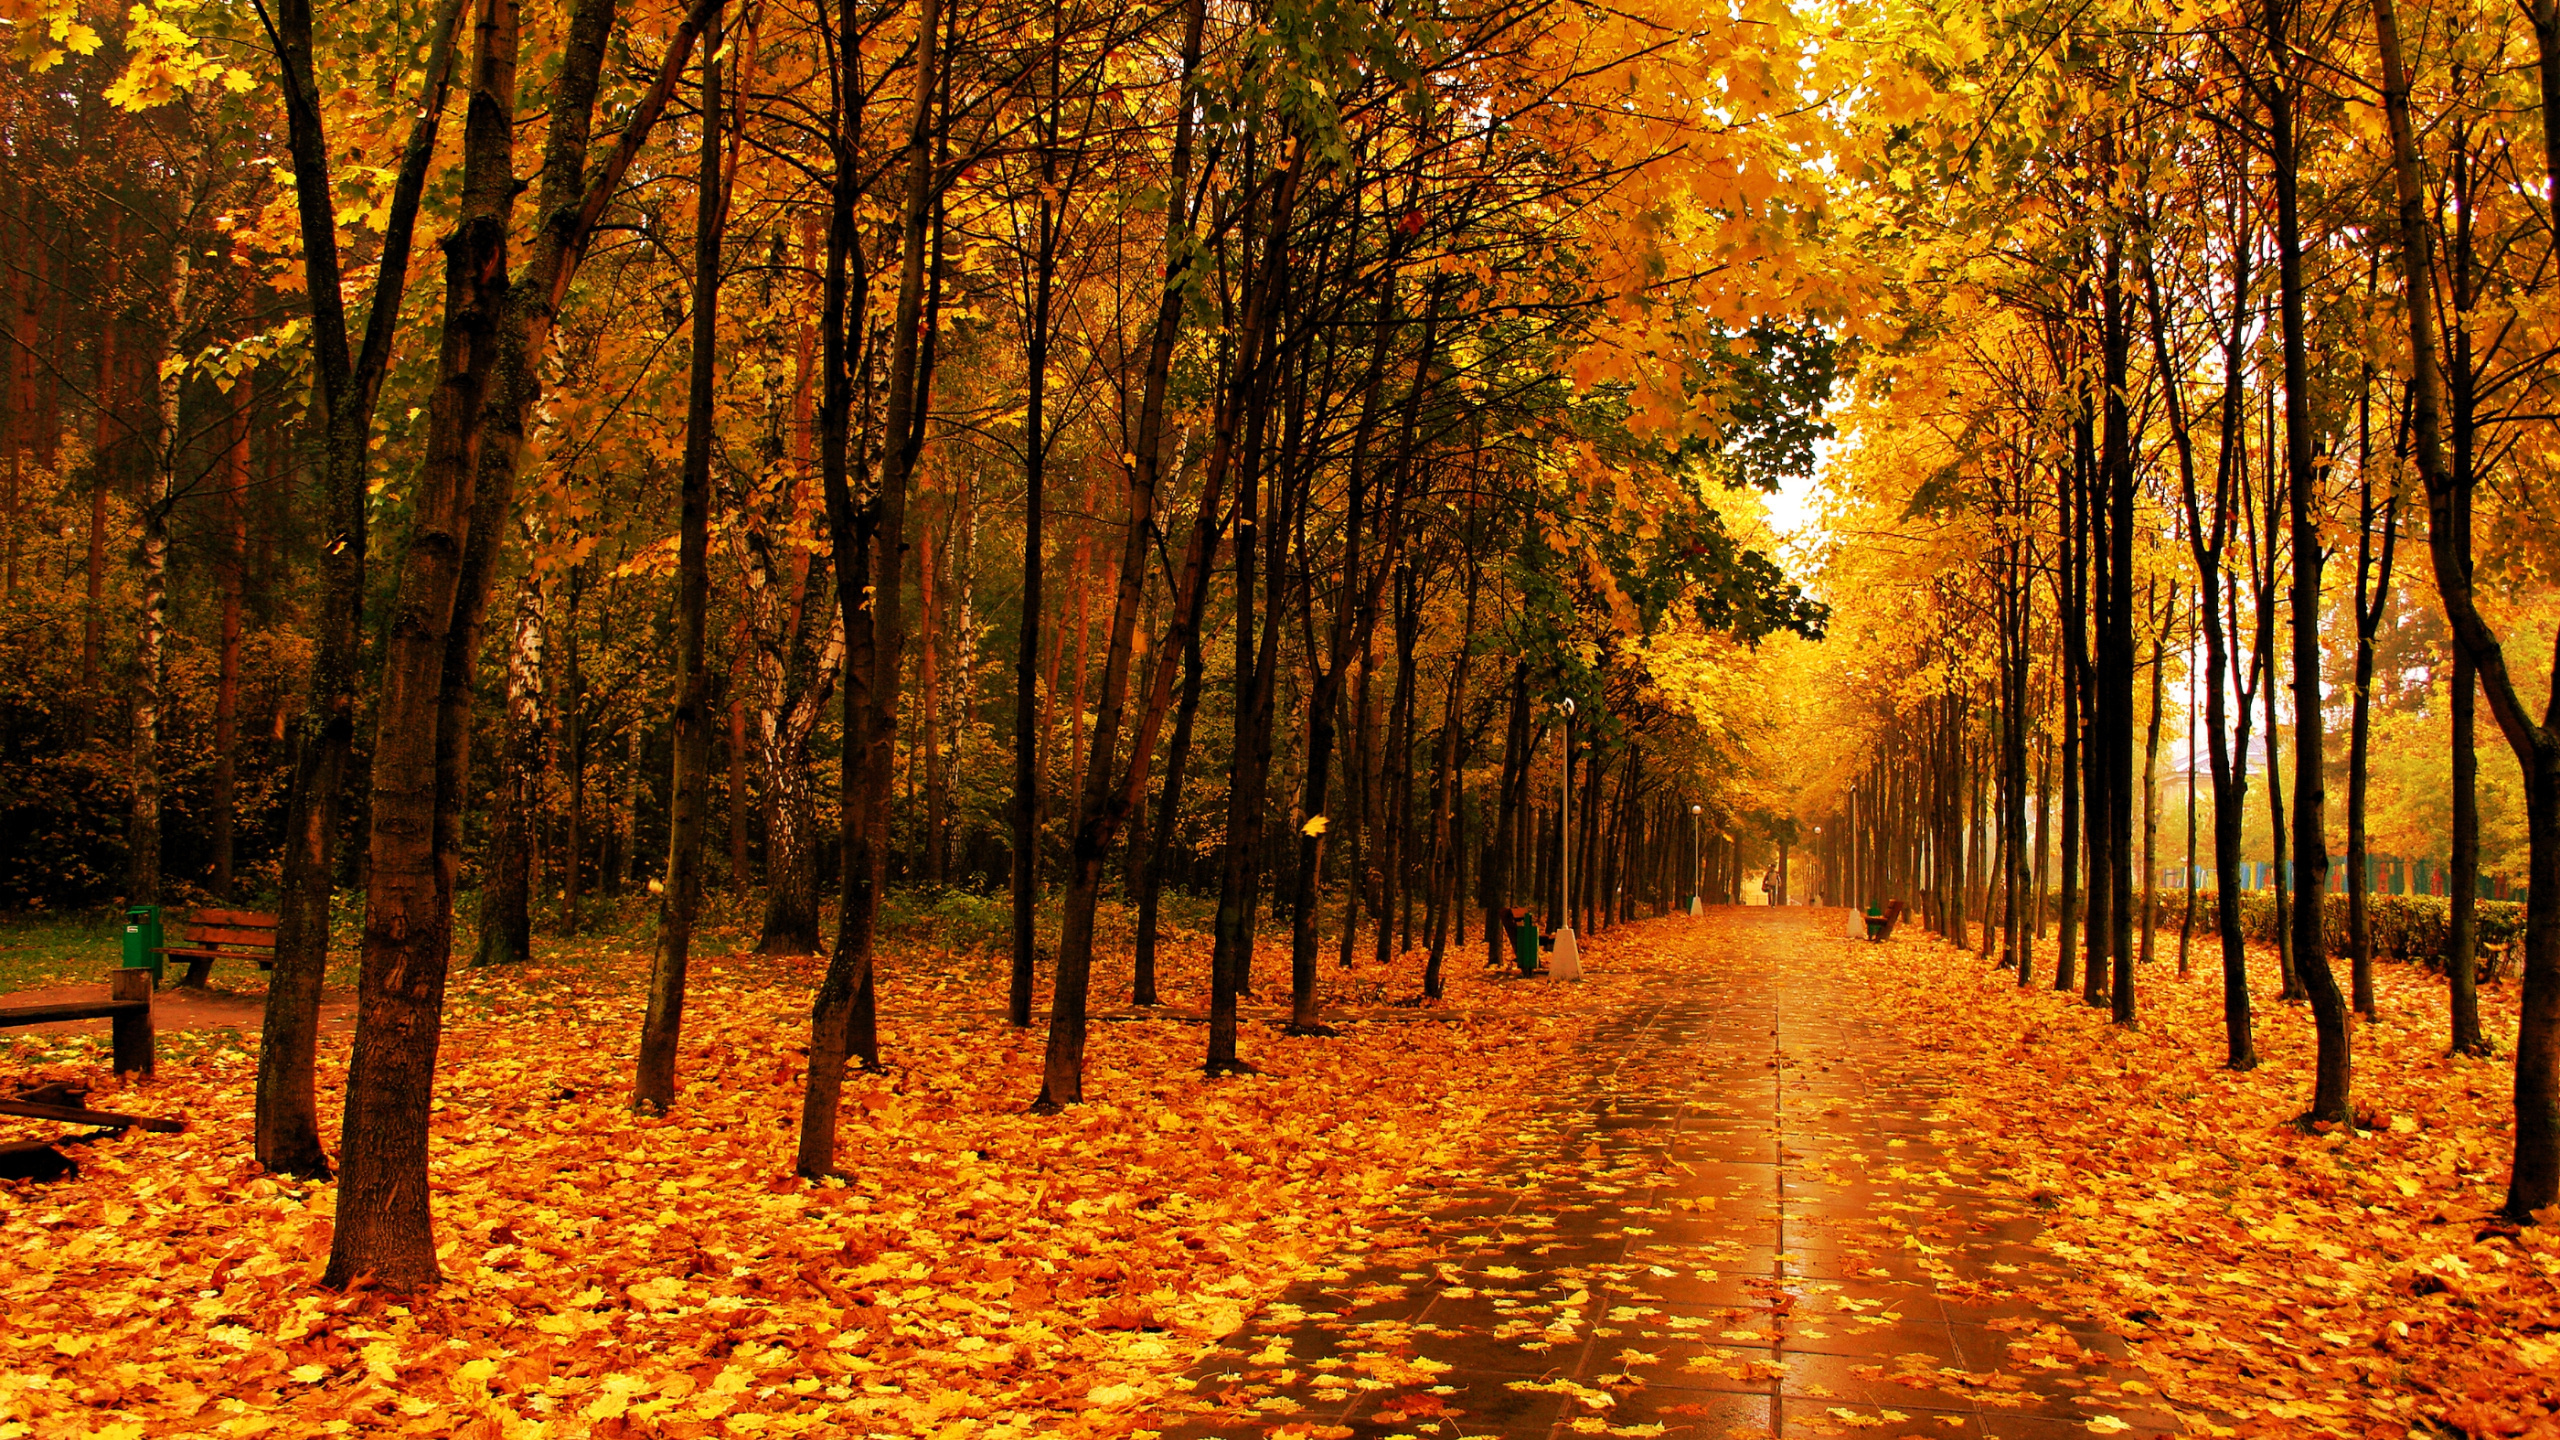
[0, 914, 1649, 1439]
[1864, 928, 2557, 1439]
[5, 911, 2551, 1440]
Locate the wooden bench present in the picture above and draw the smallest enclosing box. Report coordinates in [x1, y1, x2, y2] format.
[0, 969, 154, 1075]
[158, 908, 280, 989]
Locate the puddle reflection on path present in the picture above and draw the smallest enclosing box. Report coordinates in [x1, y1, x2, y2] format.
[1155, 909, 2188, 1440]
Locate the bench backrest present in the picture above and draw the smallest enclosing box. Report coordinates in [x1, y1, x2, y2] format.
[172, 909, 280, 950]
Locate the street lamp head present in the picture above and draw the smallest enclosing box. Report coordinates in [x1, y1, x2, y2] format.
[1557, 696, 1576, 717]
[1690, 804, 1702, 815]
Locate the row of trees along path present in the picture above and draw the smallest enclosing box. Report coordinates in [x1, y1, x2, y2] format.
[0, 0, 2553, 1308]
[0, 0, 1835, 1293]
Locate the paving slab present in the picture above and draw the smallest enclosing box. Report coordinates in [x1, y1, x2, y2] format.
[1153, 908, 2189, 1440]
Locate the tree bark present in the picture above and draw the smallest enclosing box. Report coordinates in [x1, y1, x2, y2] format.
[328, 0, 715, 1287]
[473, 576, 546, 966]
[130, 253, 190, 911]
[258, 0, 466, 1178]
[1132, 623, 1205, 1007]
[2266, 0, 2350, 1117]
[803, 0, 945, 1172]
[1008, 82, 1063, 1027]
[2348, 379, 2397, 1022]
[1421, 559, 1476, 1000]
[212, 398, 248, 902]
[634, 19, 723, 1113]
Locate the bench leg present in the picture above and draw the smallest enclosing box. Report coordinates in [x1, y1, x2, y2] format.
[109, 969, 155, 1077]
[177, 956, 213, 990]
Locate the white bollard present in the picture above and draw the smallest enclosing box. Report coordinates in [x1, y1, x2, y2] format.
[1551, 926, 1582, 981]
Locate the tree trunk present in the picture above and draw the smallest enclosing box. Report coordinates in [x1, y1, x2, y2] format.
[2451, 649, 2488, 1049]
[130, 254, 190, 912]
[2395, 0, 2560, 1219]
[919, 521, 947, 887]
[326, 0, 528, 1289]
[1033, 0, 1239, 1105]
[329, 0, 714, 1287]
[258, 0, 466, 1180]
[2267, 0, 2350, 1116]
[212, 400, 248, 901]
[1008, 159, 1056, 1025]
[473, 577, 547, 966]
[2055, 419, 2082, 994]
[634, 22, 722, 1113]
[2102, 231, 2138, 1023]
[1132, 624, 1204, 1007]
[1208, 301, 1289, 1076]
[1341, 622, 1376, 967]
[803, 0, 945, 1172]
[565, 565, 586, 932]
[2348, 387, 2396, 1021]
[1421, 561, 1476, 999]
[2139, 587, 2167, 976]
[1486, 664, 1531, 966]
[1375, 565, 1417, 964]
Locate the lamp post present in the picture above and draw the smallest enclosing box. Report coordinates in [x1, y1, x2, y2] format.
[1689, 803, 1704, 915]
[1552, 698, 1581, 980]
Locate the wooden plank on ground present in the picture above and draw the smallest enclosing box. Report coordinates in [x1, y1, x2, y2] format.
[0, 1000, 147, 1026]
[0, 1098, 184, 1133]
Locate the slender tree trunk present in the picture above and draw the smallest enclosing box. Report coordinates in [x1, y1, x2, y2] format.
[1340, 633, 1375, 968]
[1132, 624, 1204, 1006]
[727, 686, 748, 891]
[2349, 391, 2397, 1020]
[474, 577, 546, 966]
[1486, 664, 1531, 966]
[130, 254, 190, 911]
[2267, 0, 2350, 1115]
[2262, 525, 2299, 1000]
[212, 401, 249, 902]
[920, 521, 947, 886]
[2140, 587, 2168, 976]
[634, 22, 722, 1113]
[1422, 560, 1476, 1000]
[803, 0, 945, 1172]
[2451, 649, 2488, 1049]
[1208, 301, 1290, 1074]
[2183, 639, 2198, 979]
[2056, 421, 2082, 994]
[1009, 179, 1054, 1023]
[79, 229, 117, 750]
[1375, 565, 1417, 964]
[1034, 0, 1247, 1107]
[565, 566, 586, 933]
[2103, 236, 2138, 1023]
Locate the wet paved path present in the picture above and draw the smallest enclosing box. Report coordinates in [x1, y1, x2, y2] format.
[1161, 909, 2187, 1440]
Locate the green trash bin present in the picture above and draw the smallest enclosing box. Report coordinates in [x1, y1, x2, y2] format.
[1510, 908, 1542, 976]
[122, 904, 164, 984]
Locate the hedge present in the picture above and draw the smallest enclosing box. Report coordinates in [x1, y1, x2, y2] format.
[2144, 888, 2524, 970]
